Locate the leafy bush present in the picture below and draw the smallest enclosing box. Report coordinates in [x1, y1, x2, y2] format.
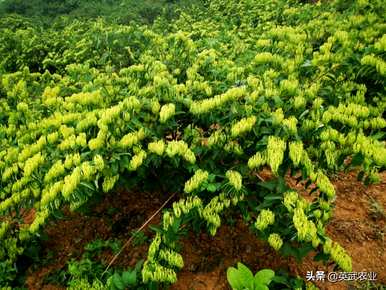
[227, 263, 316, 290]
[0, 0, 385, 287]
[227, 263, 275, 290]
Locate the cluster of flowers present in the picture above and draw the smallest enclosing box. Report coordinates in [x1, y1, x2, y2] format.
[118, 129, 146, 149]
[159, 103, 176, 123]
[144, 197, 203, 283]
[361, 54, 386, 76]
[165, 140, 196, 164]
[144, 167, 246, 282]
[293, 206, 320, 248]
[142, 234, 180, 283]
[268, 233, 283, 251]
[189, 86, 246, 115]
[255, 209, 275, 231]
[225, 170, 243, 191]
[88, 96, 142, 151]
[248, 151, 266, 170]
[0, 0, 385, 285]
[148, 140, 166, 156]
[65, 91, 103, 107]
[266, 136, 286, 175]
[184, 169, 209, 194]
[230, 116, 257, 137]
[323, 238, 352, 272]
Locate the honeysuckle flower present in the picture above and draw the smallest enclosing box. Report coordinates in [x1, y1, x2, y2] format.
[255, 209, 275, 231]
[44, 160, 65, 183]
[267, 136, 286, 175]
[184, 169, 209, 193]
[248, 151, 266, 169]
[100, 174, 118, 193]
[148, 140, 166, 156]
[283, 191, 298, 212]
[283, 116, 298, 135]
[289, 141, 303, 167]
[118, 128, 145, 148]
[165, 140, 196, 163]
[293, 207, 318, 243]
[128, 150, 147, 171]
[159, 103, 176, 123]
[189, 87, 246, 114]
[41, 181, 63, 207]
[2, 164, 18, 182]
[29, 209, 49, 233]
[24, 153, 44, 177]
[62, 167, 81, 199]
[47, 132, 59, 144]
[230, 116, 256, 137]
[207, 130, 225, 148]
[148, 233, 161, 260]
[93, 154, 105, 171]
[280, 79, 298, 96]
[225, 170, 242, 191]
[80, 162, 96, 180]
[293, 95, 306, 109]
[159, 249, 184, 268]
[268, 233, 283, 251]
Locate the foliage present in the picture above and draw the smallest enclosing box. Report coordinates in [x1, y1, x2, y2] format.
[131, 230, 149, 247]
[227, 262, 318, 290]
[227, 262, 275, 290]
[0, 0, 203, 25]
[43, 239, 155, 289]
[0, 0, 385, 287]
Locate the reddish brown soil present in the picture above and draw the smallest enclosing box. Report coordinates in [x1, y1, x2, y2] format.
[286, 171, 386, 290]
[25, 170, 385, 290]
[25, 190, 167, 290]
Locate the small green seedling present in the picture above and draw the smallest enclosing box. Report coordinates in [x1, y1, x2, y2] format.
[227, 262, 275, 290]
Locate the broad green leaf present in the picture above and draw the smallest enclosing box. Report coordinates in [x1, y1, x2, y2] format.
[227, 267, 244, 290]
[254, 269, 275, 286]
[206, 183, 217, 192]
[122, 270, 136, 285]
[254, 284, 269, 290]
[236, 263, 254, 289]
[112, 273, 125, 290]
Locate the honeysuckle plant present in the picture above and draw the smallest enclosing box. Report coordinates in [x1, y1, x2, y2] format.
[0, 0, 385, 287]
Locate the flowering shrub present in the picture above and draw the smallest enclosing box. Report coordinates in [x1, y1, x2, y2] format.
[0, 0, 385, 287]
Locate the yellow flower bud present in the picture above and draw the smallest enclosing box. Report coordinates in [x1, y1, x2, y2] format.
[268, 233, 283, 251]
[159, 103, 176, 123]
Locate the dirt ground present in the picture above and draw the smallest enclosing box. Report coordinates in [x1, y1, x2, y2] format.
[25, 170, 385, 290]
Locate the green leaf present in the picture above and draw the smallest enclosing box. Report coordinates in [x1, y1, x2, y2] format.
[134, 259, 144, 273]
[79, 181, 95, 191]
[227, 267, 244, 290]
[299, 109, 309, 119]
[350, 153, 364, 167]
[237, 263, 254, 289]
[257, 180, 277, 191]
[254, 269, 275, 286]
[206, 183, 217, 192]
[263, 194, 282, 201]
[357, 170, 365, 181]
[272, 275, 289, 285]
[254, 284, 269, 290]
[295, 244, 314, 262]
[122, 270, 136, 286]
[112, 273, 125, 290]
[313, 252, 330, 262]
